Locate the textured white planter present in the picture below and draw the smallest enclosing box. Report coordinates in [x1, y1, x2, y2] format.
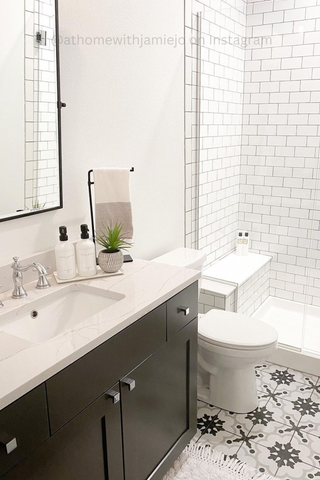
[98, 249, 123, 273]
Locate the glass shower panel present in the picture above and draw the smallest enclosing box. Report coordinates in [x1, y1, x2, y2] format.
[303, 150, 320, 355]
[197, 5, 245, 266]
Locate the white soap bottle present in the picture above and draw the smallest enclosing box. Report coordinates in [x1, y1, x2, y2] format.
[236, 232, 243, 256]
[55, 226, 77, 280]
[243, 232, 250, 256]
[76, 224, 97, 277]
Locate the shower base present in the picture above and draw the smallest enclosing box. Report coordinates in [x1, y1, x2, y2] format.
[253, 296, 320, 376]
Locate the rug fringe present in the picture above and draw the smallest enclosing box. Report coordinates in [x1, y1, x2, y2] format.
[185, 442, 276, 480]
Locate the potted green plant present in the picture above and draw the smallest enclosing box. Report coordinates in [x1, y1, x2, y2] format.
[96, 223, 132, 273]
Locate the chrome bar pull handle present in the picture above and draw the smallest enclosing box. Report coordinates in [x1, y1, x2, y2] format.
[178, 306, 190, 316]
[0, 433, 18, 454]
[106, 389, 120, 404]
[122, 377, 136, 391]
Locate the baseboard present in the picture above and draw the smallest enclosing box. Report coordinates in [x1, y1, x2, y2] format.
[270, 345, 320, 377]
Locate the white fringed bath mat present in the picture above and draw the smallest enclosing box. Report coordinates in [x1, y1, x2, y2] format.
[163, 442, 277, 480]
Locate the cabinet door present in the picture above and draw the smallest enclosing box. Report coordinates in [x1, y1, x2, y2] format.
[0, 385, 49, 477]
[121, 319, 197, 480]
[47, 303, 166, 434]
[2, 384, 123, 480]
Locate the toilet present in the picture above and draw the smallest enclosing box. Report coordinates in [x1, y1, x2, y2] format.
[152, 247, 278, 414]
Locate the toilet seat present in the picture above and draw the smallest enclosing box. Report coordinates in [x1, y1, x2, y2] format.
[198, 310, 278, 351]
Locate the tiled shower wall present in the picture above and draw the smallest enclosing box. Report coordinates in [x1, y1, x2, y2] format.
[185, 0, 320, 307]
[239, 0, 320, 305]
[25, 0, 59, 211]
[185, 0, 247, 267]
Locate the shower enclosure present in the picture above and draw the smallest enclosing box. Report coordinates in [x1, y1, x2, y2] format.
[185, 0, 320, 357]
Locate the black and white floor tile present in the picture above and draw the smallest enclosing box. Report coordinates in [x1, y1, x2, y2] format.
[195, 362, 320, 479]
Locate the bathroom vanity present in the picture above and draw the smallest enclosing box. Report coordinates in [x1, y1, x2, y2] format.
[0, 260, 199, 480]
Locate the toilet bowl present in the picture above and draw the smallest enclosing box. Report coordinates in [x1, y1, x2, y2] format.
[198, 309, 278, 413]
[152, 248, 279, 413]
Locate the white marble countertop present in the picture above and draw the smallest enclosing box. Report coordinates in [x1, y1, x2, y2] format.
[0, 259, 200, 411]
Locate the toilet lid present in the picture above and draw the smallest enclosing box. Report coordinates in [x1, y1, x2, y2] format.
[198, 310, 278, 350]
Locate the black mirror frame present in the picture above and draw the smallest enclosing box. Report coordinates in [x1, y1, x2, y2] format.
[0, 0, 63, 223]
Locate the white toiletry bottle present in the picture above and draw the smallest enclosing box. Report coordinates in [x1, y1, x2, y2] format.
[55, 226, 77, 280]
[76, 224, 97, 277]
[236, 232, 243, 256]
[243, 232, 249, 256]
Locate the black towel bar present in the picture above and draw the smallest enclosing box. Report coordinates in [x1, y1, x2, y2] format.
[87, 168, 134, 263]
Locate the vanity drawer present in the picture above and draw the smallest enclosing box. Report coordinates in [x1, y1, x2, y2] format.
[0, 384, 49, 477]
[47, 303, 166, 434]
[166, 282, 198, 339]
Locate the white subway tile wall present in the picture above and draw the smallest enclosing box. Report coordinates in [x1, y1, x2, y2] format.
[199, 290, 230, 313]
[185, 0, 320, 307]
[199, 262, 269, 316]
[25, 0, 59, 211]
[237, 262, 270, 315]
[240, 0, 320, 305]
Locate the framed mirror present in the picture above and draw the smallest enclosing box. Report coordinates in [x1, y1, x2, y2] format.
[0, 0, 63, 222]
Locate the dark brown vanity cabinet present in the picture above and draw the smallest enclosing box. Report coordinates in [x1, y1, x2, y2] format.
[1, 282, 198, 480]
[121, 320, 197, 480]
[3, 385, 123, 480]
[0, 385, 49, 477]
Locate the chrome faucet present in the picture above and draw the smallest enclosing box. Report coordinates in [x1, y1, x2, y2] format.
[11, 257, 30, 299]
[11, 257, 51, 299]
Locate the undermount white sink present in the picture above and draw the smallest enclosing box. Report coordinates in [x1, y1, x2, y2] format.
[0, 284, 125, 343]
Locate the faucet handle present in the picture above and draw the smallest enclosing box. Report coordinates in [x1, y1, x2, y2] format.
[12, 257, 22, 269]
[35, 265, 51, 290]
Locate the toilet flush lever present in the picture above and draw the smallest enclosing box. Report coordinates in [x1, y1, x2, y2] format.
[178, 306, 190, 316]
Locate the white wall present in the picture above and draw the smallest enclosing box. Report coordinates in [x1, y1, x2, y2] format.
[0, 0, 25, 215]
[0, 0, 184, 265]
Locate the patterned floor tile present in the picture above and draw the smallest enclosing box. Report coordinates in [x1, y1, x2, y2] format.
[286, 368, 319, 387]
[292, 395, 320, 425]
[291, 431, 320, 468]
[312, 382, 320, 397]
[276, 462, 320, 479]
[311, 388, 320, 404]
[197, 404, 221, 439]
[256, 369, 281, 394]
[255, 362, 271, 371]
[260, 363, 288, 376]
[236, 441, 278, 477]
[197, 430, 242, 456]
[196, 364, 320, 479]
[258, 385, 290, 406]
[248, 420, 294, 449]
[273, 382, 314, 402]
[263, 395, 303, 426]
[214, 408, 254, 436]
[300, 418, 320, 439]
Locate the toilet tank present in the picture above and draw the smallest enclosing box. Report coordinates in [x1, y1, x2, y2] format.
[152, 248, 206, 272]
